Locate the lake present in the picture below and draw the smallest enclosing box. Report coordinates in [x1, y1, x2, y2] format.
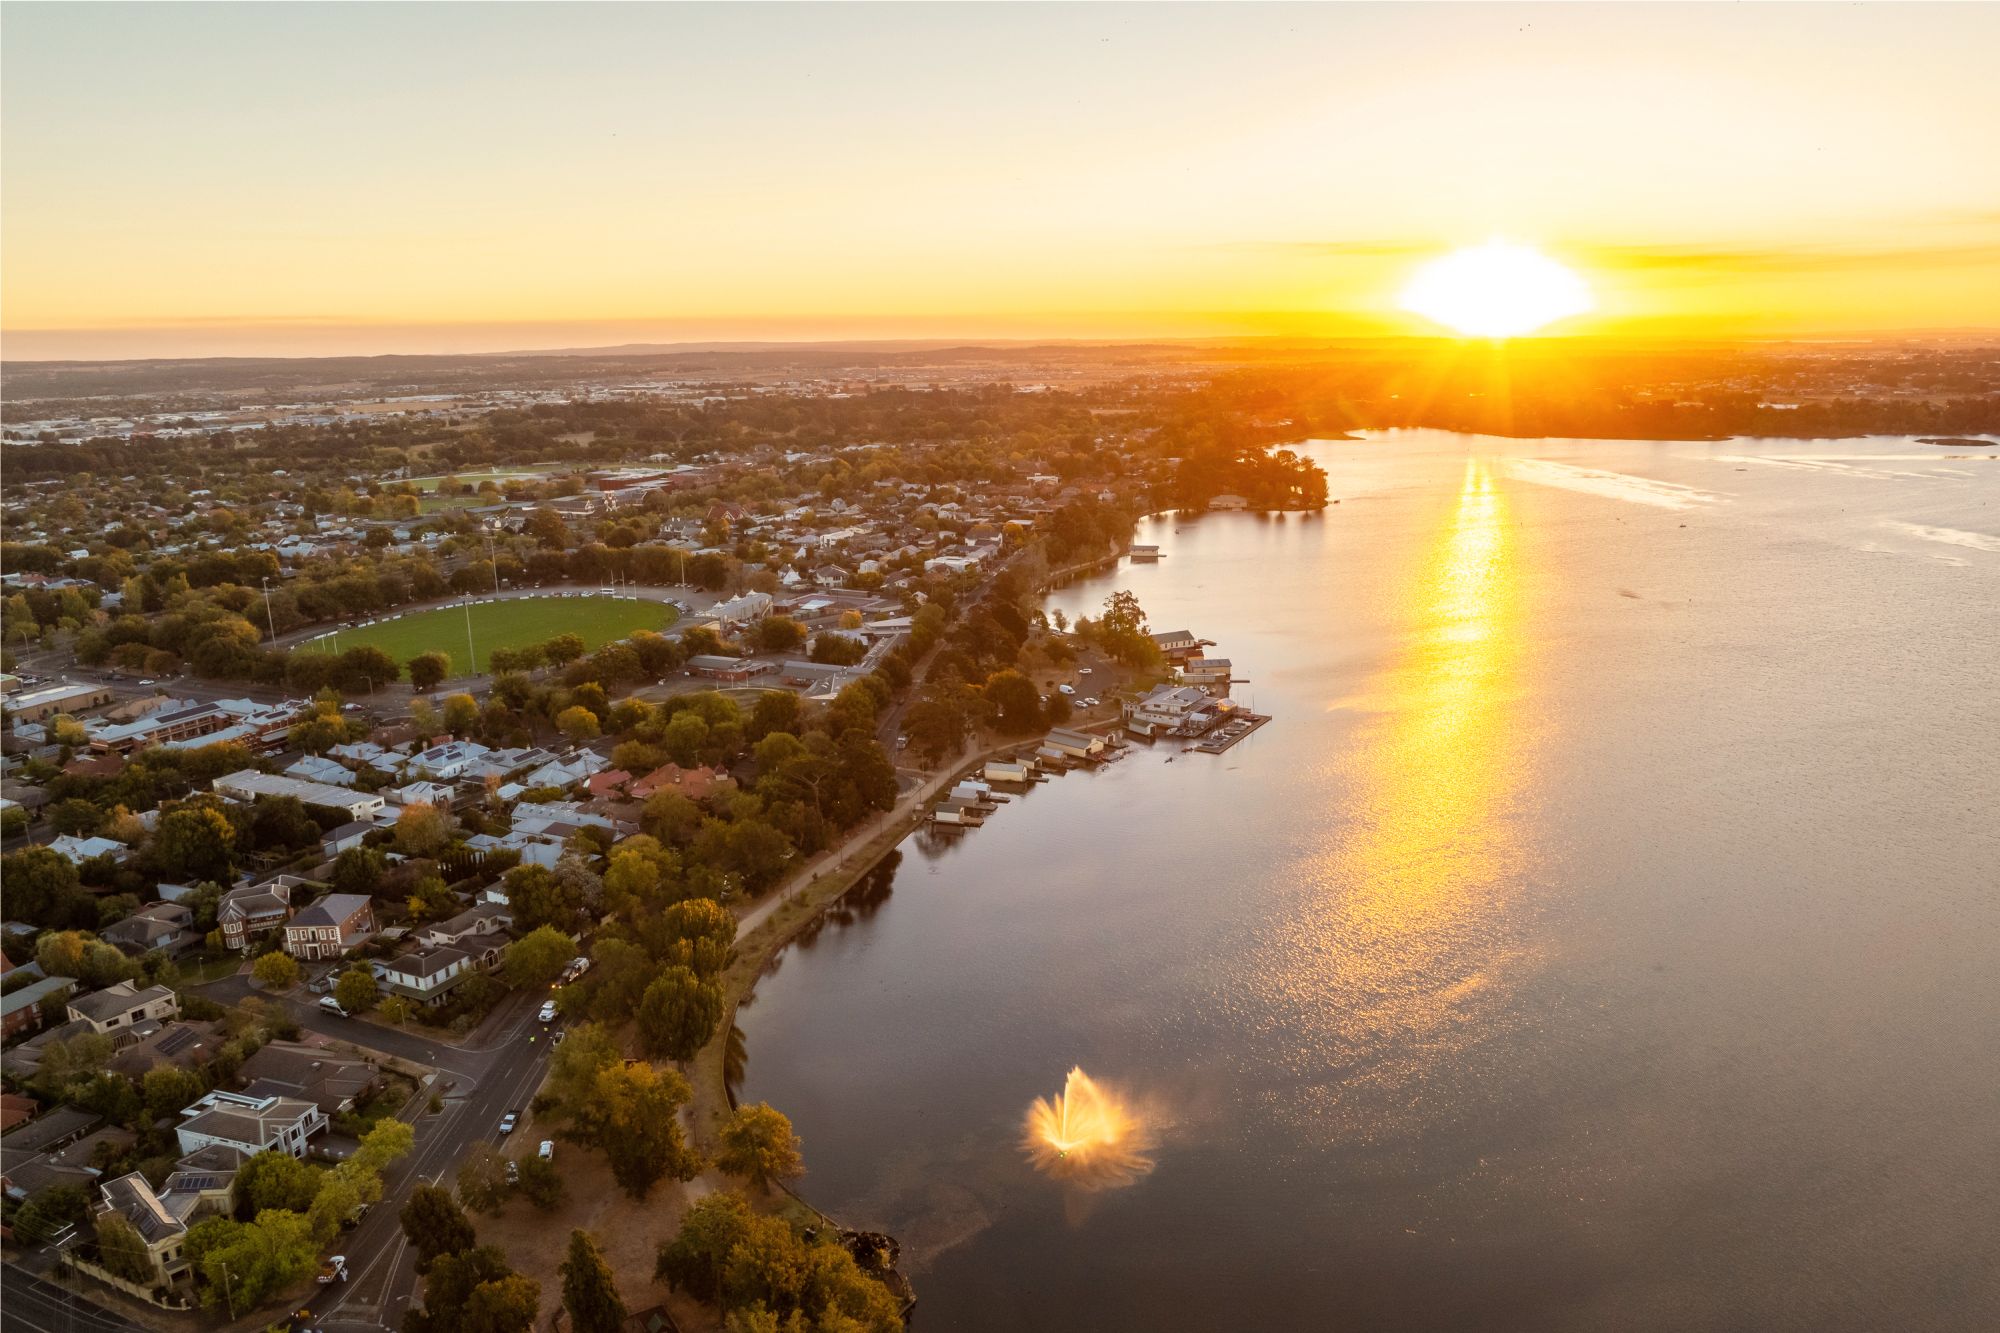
[736, 432, 2000, 1332]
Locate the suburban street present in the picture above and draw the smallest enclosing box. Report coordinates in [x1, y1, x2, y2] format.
[0, 983, 561, 1333]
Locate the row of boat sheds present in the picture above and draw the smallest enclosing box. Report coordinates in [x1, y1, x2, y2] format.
[930, 728, 1123, 826]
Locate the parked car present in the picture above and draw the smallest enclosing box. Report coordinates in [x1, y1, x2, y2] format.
[318, 997, 348, 1017]
[1058, 684, 1075, 695]
[538, 1141, 554, 1161]
[498, 1113, 517, 1135]
[1078, 666, 1093, 674]
[317, 1257, 348, 1284]
[505, 1159, 519, 1184]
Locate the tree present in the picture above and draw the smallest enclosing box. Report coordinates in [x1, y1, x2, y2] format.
[248, 795, 319, 852]
[442, 692, 481, 736]
[502, 925, 575, 990]
[656, 1193, 753, 1305]
[331, 845, 387, 895]
[543, 633, 586, 665]
[406, 1246, 539, 1333]
[408, 651, 451, 690]
[982, 670, 1042, 733]
[35, 931, 134, 988]
[565, 1059, 702, 1198]
[355, 1117, 416, 1173]
[395, 801, 455, 856]
[141, 1065, 206, 1123]
[400, 1183, 477, 1273]
[334, 966, 378, 1014]
[456, 1144, 512, 1215]
[13, 1183, 90, 1247]
[47, 798, 104, 836]
[94, 1210, 157, 1283]
[716, 1102, 805, 1193]
[753, 616, 806, 653]
[153, 804, 237, 881]
[556, 705, 601, 744]
[515, 1153, 565, 1211]
[504, 863, 583, 933]
[252, 951, 301, 991]
[637, 966, 724, 1062]
[561, 1230, 628, 1333]
[186, 1210, 319, 1310]
[3, 847, 92, 928]
[238, 1149, 324, 1213]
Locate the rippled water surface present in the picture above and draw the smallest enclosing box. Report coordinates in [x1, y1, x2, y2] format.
[737, 433, 2000, 1332]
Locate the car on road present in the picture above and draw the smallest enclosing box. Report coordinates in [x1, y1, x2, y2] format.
[538, 1000, 558, 1023]
[498, 1112, 517, 1135]
[1078, 666, 1093, 674]
[318, 997, 348, 1017]
[317, 1257, 348, 1285]
[138, 678, 156, 686]
[538, 1140, 554, 1161]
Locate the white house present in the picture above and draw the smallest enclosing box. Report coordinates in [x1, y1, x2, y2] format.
[176, 1090, 327, 1158]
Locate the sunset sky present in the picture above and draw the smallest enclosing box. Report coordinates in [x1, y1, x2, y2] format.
[5, 2, 1998, 359]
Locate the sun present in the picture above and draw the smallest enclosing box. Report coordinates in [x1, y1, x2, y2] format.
[1399, 240, 1594, 337]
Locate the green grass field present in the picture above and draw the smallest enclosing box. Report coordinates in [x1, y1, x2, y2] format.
[298, 595, 676, 677]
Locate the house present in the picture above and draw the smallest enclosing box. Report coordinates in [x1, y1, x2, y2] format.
[0, 1092, 38, 1135]
[46, 834, 126, 866]
[405, 739, 491, 781]
[212, 771, 383, 821]
[217, 879, 296, 951]
[66, 980, 180, 1035]
[684, 655, 773, 683]
[1, 975, 76, 1039]
[175, 1090, 327, 1159]
[100, 902, 198, 957]
[1044, 727, 1108, 761]
[422, 902, 512, 951]
[106, 1020, 224, 1079]
[584, 770, 633, 801]
[284, 754, 356, 787]
[1180, 657, 1232, 688]
[1150, 629, 1200, 658]
[319, 820, 374, 858]
[238, 1042, 380, 1116]
[709, 591, 774, 624]
[377, 946, 476, 1007]
[1209, 493, 1249, 510]
[629, 763, 735, 803]
[388, 779, 456, 807]
[1122, 683, 1220, 737]
[282, 894, 376, 962]
[1, 1108, 107, 1202]
[94, 1173, 193, 1285]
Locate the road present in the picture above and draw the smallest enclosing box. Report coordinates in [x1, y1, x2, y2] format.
[0, 1268, 145, 1333]
[187, 981, 563, 1332]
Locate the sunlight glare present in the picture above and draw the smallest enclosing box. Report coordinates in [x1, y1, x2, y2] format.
[1399, 240, 1594, 337]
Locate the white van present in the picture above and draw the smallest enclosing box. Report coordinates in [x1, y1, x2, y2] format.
[318, 997, 348, 1017]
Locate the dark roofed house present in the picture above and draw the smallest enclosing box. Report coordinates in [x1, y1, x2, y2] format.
[218, 879, 296, 952]
[238, 1042, 380, 1116]
[106, 1020, 223, 1079]
[66, 980, 179, 1035]
[101, 901, 199, 957]
[282, 894, 376, 962]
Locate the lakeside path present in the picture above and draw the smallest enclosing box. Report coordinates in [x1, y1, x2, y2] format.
[691, 733, 1042, 1148]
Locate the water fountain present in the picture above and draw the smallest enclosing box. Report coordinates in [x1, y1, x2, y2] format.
[1022, 1067, 1157, 1191]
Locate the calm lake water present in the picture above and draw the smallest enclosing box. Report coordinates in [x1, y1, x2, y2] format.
[737, 432, 2000, 1332]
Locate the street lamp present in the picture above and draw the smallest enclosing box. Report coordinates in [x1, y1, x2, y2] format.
[260, 577, 279, 643]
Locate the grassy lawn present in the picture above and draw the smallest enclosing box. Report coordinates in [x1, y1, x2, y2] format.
[297, 595, 676, 676]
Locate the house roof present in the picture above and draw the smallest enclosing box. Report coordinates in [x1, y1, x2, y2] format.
[290, 894, 373, 929]
[67, 980, 175, 1024]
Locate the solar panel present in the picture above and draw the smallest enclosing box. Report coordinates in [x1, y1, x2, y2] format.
[155, 1027, 199, 1056]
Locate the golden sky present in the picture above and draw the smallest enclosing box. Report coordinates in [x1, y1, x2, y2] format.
[4, 3, 1998, 358]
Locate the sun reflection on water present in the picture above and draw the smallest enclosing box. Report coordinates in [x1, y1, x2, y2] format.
[1272, 457, 1538, 1109]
